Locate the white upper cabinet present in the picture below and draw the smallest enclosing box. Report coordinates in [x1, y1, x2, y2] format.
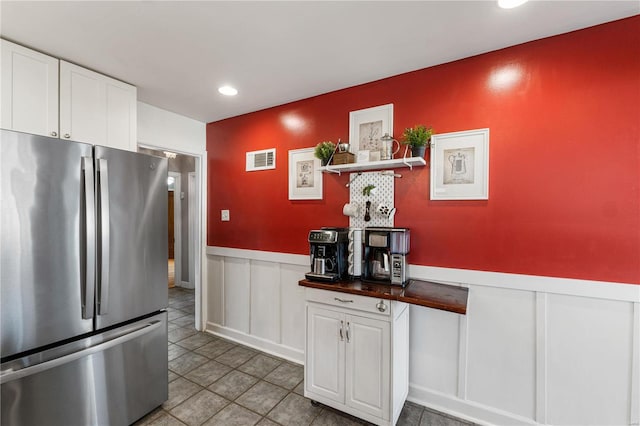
[60, 61, 137, 150]
[1, 40, 137, 151]
[1, 39, 59, 138]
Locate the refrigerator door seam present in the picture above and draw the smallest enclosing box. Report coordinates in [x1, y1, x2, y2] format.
[97, 157, 110, 315]
[82, 156, 96, 320]
[0, 320, 162, 384]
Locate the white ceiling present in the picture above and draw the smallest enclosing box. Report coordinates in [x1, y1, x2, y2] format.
[1, 1, 637, 123]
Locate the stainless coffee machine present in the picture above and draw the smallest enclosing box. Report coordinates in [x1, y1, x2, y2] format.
[305, 227, 349, 282]
[363, 227, 410, 286]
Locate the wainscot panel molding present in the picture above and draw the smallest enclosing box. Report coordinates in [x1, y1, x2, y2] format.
[205, 246, 640, 426]
[408, 265, 640, 302]
[205, 246, 308, 364]
[206, 246, 308, 267]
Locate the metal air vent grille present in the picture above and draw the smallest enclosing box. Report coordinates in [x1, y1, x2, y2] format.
[246, 148, 276, 171]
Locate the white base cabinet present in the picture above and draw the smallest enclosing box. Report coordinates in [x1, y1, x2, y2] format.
[304, 288, 409, 426]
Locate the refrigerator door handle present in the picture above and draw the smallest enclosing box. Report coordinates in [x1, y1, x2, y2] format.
[82, 157, 96, 320]
[97, 158, 110, 315]
[0, 319, 162, 384]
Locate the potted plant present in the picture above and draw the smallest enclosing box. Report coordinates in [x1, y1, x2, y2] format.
[314, 141, 336, 166]
[401, 125, 433, 158]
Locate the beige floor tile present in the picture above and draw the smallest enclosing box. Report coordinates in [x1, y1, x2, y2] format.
[170, 389, 229, 426]
[208, 370, 259, 400]
[184, 360, 232, 387]
[235, 381, 288, 415]
[202, 403, 262, 426]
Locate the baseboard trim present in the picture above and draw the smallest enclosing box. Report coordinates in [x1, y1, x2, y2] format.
[205, 322, 304, 365]
[177, 280, 195, 289]
[408, 383, 538, 426]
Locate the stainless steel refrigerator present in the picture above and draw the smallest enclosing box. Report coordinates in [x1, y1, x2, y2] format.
[0, 129, 169, 425]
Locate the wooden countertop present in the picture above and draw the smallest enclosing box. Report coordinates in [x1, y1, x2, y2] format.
[299, 278, 468, 315]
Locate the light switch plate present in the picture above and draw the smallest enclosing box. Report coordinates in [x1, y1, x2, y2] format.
[221, 209, 230, 221]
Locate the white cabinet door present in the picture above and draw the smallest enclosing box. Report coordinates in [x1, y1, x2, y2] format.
[60, 61, 136, 150]
[346, 314, 390, 420]
[305, 294, 406, 426]
[1, 40, 59, 137]
[105, 76, 137, 151]
[306, 305, 345, 404]
[59, 61, 104, 145]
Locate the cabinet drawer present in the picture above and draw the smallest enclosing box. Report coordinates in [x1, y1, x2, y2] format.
[305, 288, 393, 316]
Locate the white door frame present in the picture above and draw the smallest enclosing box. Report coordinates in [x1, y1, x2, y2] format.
[139, 144, 205, 332]
[192, 155, 204, 331]
[168, 171, 182, 288]
[187, 172, 197, 289]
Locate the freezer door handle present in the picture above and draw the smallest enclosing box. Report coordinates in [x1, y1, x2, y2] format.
[82, 157, 96, 320]
[0, 319, 163, 384]
[97, 158, 110, 315]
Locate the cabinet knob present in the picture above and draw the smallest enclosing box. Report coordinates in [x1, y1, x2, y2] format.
[63, 134, 71, 139]
[50, 131, 58, 137]
[376, 300, 387, 312]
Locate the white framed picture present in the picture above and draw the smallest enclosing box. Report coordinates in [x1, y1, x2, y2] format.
[430, 128, 489, 200]
[357, 150, 370, 163]
[349, 104, 394, 162]
[288, 148, 323, 200]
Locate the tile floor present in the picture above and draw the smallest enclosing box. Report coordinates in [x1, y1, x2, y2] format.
[135, 287, 476, 426]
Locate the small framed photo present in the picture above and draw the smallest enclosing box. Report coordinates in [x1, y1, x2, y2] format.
[430, 128, 489, 200]
[349, 104, 393, 162]
[357, 150, 370, 163]
[289, 148, 323, 200]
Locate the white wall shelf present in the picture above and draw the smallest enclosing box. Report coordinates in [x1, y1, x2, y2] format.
[320, 157, 426, 175]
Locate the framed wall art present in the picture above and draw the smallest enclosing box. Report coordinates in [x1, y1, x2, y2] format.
[288, 148, 323, 200]
[349, 103, 394, 162]
[430, 128, 489, 200]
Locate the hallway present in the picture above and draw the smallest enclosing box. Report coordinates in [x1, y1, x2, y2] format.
[168, 259, 175, 288]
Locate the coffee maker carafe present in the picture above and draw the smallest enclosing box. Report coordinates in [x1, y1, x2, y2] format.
[305, 228, 349, 282]
[363, 227, 410, 286]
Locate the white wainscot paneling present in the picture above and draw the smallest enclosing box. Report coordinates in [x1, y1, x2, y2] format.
[280, 264, 308, 352]
[207, 256, 224, 325]
[546, 294, 635, 426]
[224, 258, 251, 333]
[250, 261, 281, 342]
[206, 249, 308, 364]
[407, 265, 639, 426]
[409, 305, 460, 396]
[465, 286, 536, 420]
[206, 249, 640, 425]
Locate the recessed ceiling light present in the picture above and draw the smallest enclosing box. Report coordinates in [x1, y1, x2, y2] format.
[498, 0, 528, 8]
[218, 85, 238, 96]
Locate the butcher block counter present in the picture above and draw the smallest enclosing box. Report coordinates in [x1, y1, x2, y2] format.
[298, 278, 468, 315]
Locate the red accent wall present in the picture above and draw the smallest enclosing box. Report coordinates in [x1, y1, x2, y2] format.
[207, 16, 640, 285]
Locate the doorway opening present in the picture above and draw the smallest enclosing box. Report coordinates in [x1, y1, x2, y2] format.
[167, 172, 181, 288]
[138, 146, 202, 331]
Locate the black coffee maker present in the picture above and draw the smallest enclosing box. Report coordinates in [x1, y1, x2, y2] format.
[305, 227, 349, 282]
